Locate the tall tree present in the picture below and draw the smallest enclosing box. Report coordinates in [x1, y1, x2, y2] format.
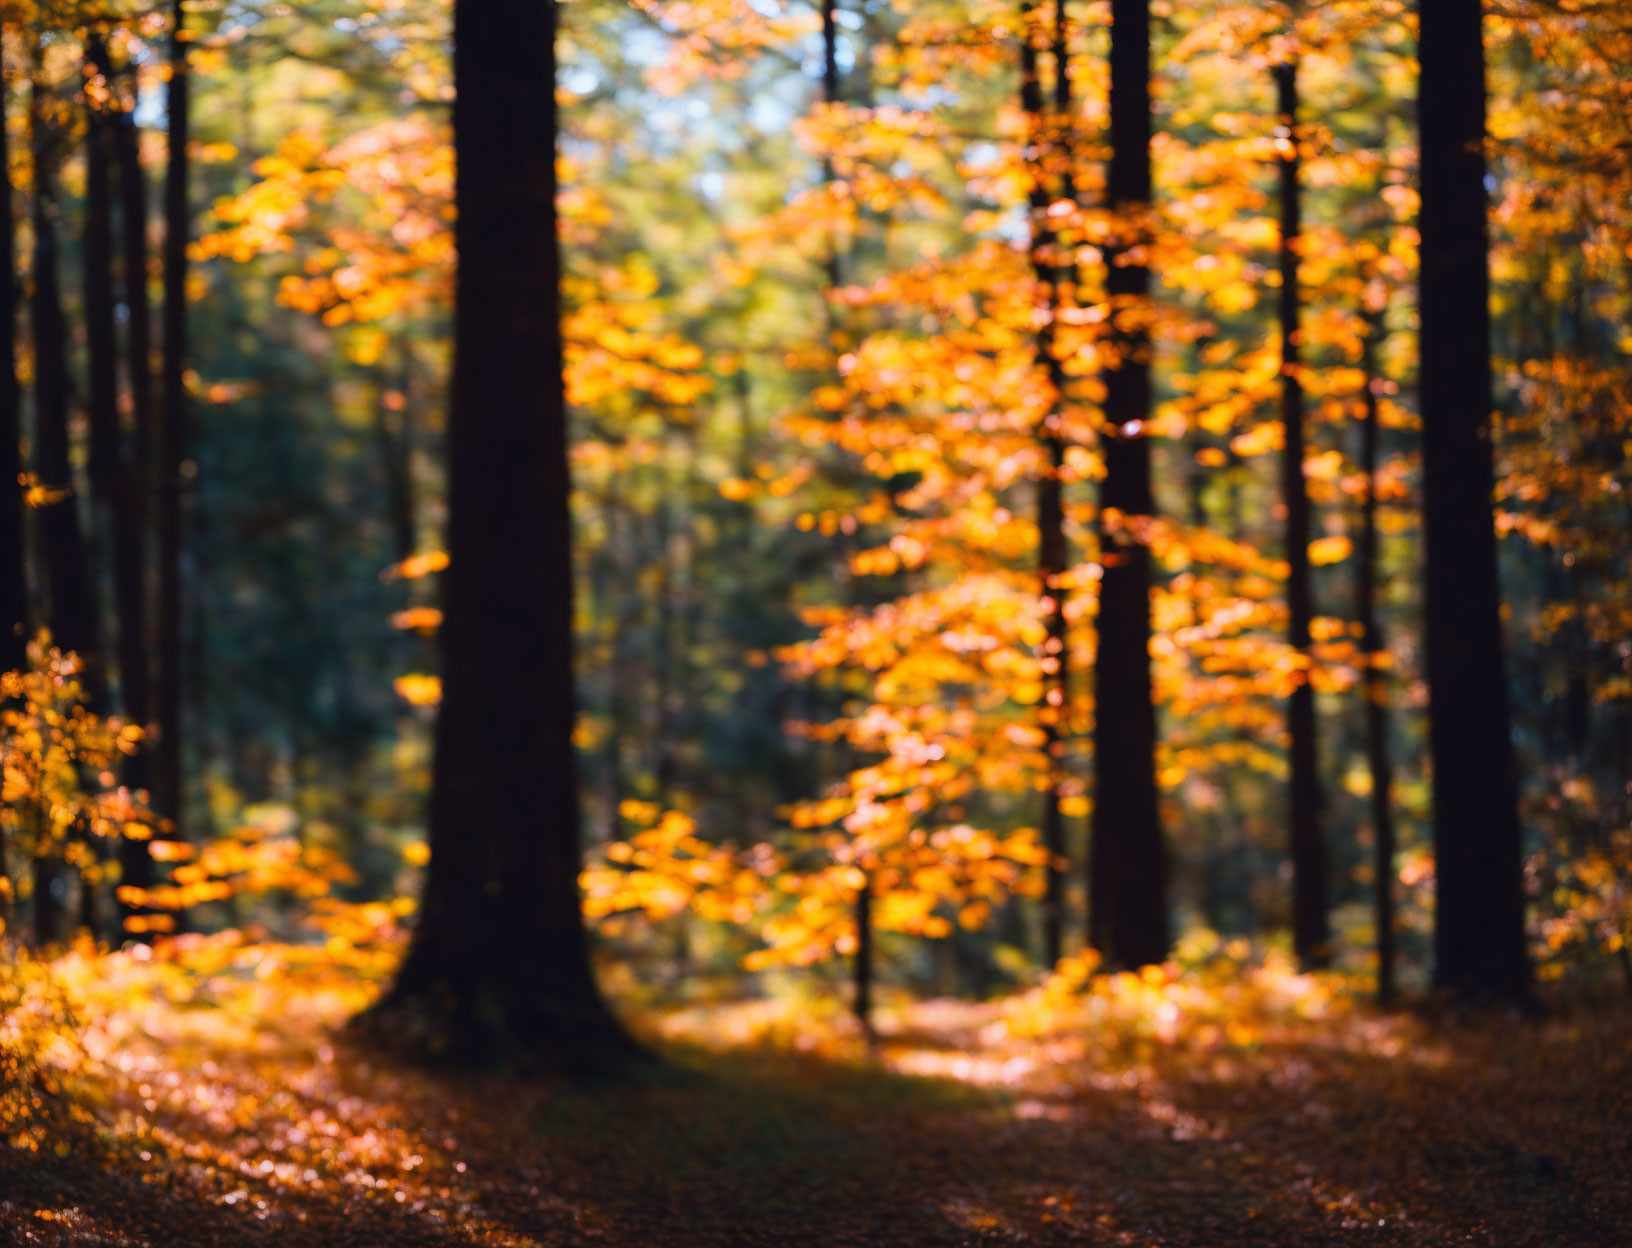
[1088, 0, 1167, 969]
[818, 0, 876, 1042]
[88, 34, 158, 924]
[78, 30, 126, 939]
[1273, 54, 1329, 968]
[1417, 0, 1530, 1000]
[0, 29, 19, 930]
[85, 34, 120, 520]
[1356, 295, 1397, 1003]
[30, 68, 99, 943]
[361, 0, 644, 1069]
[0, 30, 24, 676]
[30, 75, 98, 673]
[1021, 0, 1072, 968]
[156, 0, 190, 847]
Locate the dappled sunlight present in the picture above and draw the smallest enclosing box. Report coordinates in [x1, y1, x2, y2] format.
[0, 0, 1628, 1242]
[4, 942, 1630, 1245]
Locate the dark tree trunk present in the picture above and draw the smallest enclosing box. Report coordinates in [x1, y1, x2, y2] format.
[1357, 305, 1397, 1003]
[359, 0, 644, 1071]
[156, 0, 190, 848]
[822, 0, 840, 106]
[1021, 0, 1072, 968]
[115, 50, 155, 497]
[819, 0, 874, 1037]
[30, 77, 99, 675]
[820, 0, 842, 296]
[1274, 58, 1329, 968]
[854, 867, 874, 1046]
[95, 38, 159, 928]
[85, 36, 119, 512]
[30, 71, 99, 946]
[602, 477, 630, 844]
[81, 34, 128, 937]
[1417, 0, 1530, 1001]
[375, 378, 417, 571]
[1088, 0, 1167, 970]
[0, 31, 26, 675]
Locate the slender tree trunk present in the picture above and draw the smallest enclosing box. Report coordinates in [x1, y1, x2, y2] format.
[156, 0, 191, 853]
[80, 33, 127, 938]
[653, 441, 678, 808]
[111, 42, 157, 920]
[375, 381, 416, 572]
[1273, 58, 1329, 968]
[1417, 0, 1530, 1001]
[0, 33, 19, 925]
[0, 31, 26, 675]
[30, 72, 98, 946]
[30, 79, 99, 674]
[1021, 0, 1072, 969]
[86, 36, 119, 513]
[821, 0, 842, 295]
[819, 0, 876, 1036]
[602, 476, 629, 844]
[1088, 0, 1167, 969]
[854, 865, 874, 1046]
[1357, 303, 1397, 1003]
[360, 0, 644, 1070]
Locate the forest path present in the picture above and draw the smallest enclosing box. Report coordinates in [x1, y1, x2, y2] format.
[1, 987, 1626, 1246]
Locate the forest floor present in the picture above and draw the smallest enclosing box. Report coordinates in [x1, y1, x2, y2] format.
[1, 950, 1628, 1247]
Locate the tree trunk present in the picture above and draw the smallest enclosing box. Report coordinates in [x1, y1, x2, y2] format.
[854, 866, 875, 1046]
[1088, 0, 1168, 969]
[0, 30, 26, 675]
[30, 70, 100, 947]
[1357, 304, 1397, 1003]
[156, 0, 190, 850]
[1274, 58, 1329, 968]
[81, 34, 129, 937]
[1417, 0, 1530, 1002]
[104, 39, 159, 929]
[30, 76, 99, 675]
[819, 0, 875, 1037]
[1021, 0, 1072, 969]
[359, 0, 645, 1071]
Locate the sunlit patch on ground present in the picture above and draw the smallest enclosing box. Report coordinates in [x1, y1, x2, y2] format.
[2, 943, 1628, 1246]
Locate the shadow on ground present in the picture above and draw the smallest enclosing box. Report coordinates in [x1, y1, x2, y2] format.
[1, 1001, 1626, 1246]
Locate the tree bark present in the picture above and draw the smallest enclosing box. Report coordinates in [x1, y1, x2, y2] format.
[1417, 0, 1530, 1001]
[30, 69, 100, 946]
[0, 31, 26, 675]
[30, 76, 99, 675]
[97, 38, 159, 927]
[1274, 58, 1330, 968]
[1021, 0, 1072, 968]
[819, 0, 875, 1038]
[1357, 305, 1397, 1003]
[359, 0, 645, 1071]
[1088, 0, 1168, 970]
[156, 0, 190, 848]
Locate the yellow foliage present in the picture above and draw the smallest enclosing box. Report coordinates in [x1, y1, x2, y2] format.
[392, 674, 443, 706]
[0, 636, 156, 903]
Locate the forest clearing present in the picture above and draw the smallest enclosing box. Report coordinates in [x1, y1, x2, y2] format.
[0, 0, 1629, 1242]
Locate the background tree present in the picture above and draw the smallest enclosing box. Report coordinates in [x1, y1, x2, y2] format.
[0, 25, 24, 675]
[1272, 45, 1330, 969]
[156, 0, 190, 853]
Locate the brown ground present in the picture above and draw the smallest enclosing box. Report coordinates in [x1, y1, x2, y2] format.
[1, 984, 1627, 1247]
